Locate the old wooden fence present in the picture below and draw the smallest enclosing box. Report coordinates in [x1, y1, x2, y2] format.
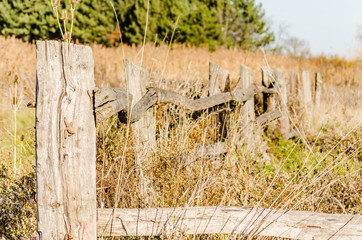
[35, 41, 362, 239]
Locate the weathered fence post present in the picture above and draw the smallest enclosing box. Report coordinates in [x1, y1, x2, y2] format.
[209, 61, 230, 140]
[209, 61, 230, 95]
[36, 41, 96, 239]
[261, 66, 276, 113]
[289, 70, 300, 109]
[273, 68, 290, 137]
[314, 72, 322, 109]
[124, 59, 156, 203]
[301, 70, 313, 117]
[238, 64, 255, 140]
[261, 66, 278, 132]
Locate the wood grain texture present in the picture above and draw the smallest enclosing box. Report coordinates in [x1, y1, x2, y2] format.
[239, 65, 255, 140]
[36, 41, 96, 239]
[95, 86, 276, 124]
[125, 59, 156, 204]
[94, 87, 132, 123]
[209, 61, 230, 95]
[209, 61, 230, 140]
[97, 206, 362, 239]
[125, 59, 156, 147]
[273, 68, 290, 137]
[289, 70, 300, 108]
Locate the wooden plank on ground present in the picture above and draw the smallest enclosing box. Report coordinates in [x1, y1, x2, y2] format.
[36, 41, 96, 239]
[97, 206, 362, 239]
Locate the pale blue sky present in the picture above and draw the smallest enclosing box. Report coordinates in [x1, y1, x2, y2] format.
[255, 0, 361, 58]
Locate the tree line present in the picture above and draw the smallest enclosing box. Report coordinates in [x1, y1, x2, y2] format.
[0, 0, 275, 50]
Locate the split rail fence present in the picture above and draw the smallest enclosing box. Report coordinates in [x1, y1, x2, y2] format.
[35, 41, 362, 239]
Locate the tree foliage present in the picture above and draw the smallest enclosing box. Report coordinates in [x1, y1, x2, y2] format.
[0, 0, 275, 50]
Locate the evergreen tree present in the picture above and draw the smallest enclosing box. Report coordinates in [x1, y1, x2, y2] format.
[118, 0, 189, 45]
[176, 0, 223, 50]
[0, 0, 116, 45]
[221, 0, 275, 49]
[0, 0, 57, 42]
[0, 0, 275, 50]
[72, 0, 116, 46]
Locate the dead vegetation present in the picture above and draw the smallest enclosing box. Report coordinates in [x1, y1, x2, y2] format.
[0, 36, 361, 239]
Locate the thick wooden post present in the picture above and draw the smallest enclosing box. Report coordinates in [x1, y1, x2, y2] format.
[289, 70, 300, 109]
[301, 70, 313, 116]
[125, 59, 155, 146]
[273, 68, 290, 137]
[314, 72, 322, 109]
[238, 64, 255, 139]
[124, 59, 156, 203]
[261, 66, 276, 113]
[36, 41, 96, 239]
[209, 61, 230, 95]
[209, 61, 230, 140]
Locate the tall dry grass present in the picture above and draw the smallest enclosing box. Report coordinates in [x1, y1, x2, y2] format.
[0, 36, 361, 239]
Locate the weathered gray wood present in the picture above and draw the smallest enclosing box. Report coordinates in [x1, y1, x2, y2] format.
[97, 206, 362, 239]
[125, 59, 156, 204]
[125, 59, 156, 146]
[126, 86, 275, 124]
[273, 68, 290, 137]
[301, 70, 313, 115]
[314, 72, 322, 109]
[256, 109, 282, 126]
[238, 65, 255, 140]
[36, 41, 96, 239]
[261, 66, 276, 113]
[289, 70, 301, 109]
[209, 61, 230, 140]
[209, 61, 230, 95]
[94, 87, 132, 123]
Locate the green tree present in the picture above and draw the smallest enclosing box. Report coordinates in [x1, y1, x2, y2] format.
[72, 0, 116, 46]
[0, 0, 275, 50]
[0, 0, 116, 45]
[176, 0, 223, 50]
[118, 0, 189, 45]
[221, 0, 275, 49]
[0, 0, 57, 42]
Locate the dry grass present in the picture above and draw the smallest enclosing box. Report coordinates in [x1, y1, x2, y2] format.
[0, 36, 361, 239]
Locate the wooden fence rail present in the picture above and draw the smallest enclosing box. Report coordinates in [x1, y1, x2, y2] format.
[34, 41, 362, 240]
[97, 206, 362, 239]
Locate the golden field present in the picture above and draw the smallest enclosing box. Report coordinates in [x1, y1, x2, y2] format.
[0, 36, 361, 239]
